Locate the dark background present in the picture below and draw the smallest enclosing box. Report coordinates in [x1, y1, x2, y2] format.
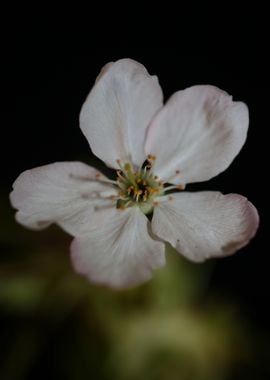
[1, 47, 269, 379]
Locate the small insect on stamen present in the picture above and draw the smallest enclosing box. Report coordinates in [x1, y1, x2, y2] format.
[142, 159, 152, 170]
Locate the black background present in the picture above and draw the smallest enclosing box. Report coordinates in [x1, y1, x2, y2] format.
[3, 44, 269, 377]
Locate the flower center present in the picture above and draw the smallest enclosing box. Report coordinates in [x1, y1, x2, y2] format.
[115, 156, 164, 214]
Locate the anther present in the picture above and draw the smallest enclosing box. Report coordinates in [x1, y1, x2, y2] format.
[164, 170, 181, 184]
[127, 186, 134, 194]
[135, 190, 143, 202]
[176, 184, 185, 190]
[163, 184, 185, 192]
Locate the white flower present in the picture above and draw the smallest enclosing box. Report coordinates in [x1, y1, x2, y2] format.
[10, 58, 259, 289]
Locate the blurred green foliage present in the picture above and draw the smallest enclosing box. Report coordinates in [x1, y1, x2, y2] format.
[0, 194, 269, 380]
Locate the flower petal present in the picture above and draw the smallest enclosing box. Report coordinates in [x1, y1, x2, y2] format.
[10, 162, 117, 236]
[152, 192, 259, 262]
[145, 85, 249, 185]
[80, 58, 163, 168]
[71, 207, 165, 288]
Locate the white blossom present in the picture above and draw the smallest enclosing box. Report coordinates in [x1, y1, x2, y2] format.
[10, 59, 259, 288]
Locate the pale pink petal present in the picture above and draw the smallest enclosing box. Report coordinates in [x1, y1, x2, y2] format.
[80, 58, 163, 168]
[95, 62, 114, 83]
[71, 207, 165, 289]
[145, 85, 248, 185]
[10, 162, 117, 236]
[152, 192, 259, 262]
